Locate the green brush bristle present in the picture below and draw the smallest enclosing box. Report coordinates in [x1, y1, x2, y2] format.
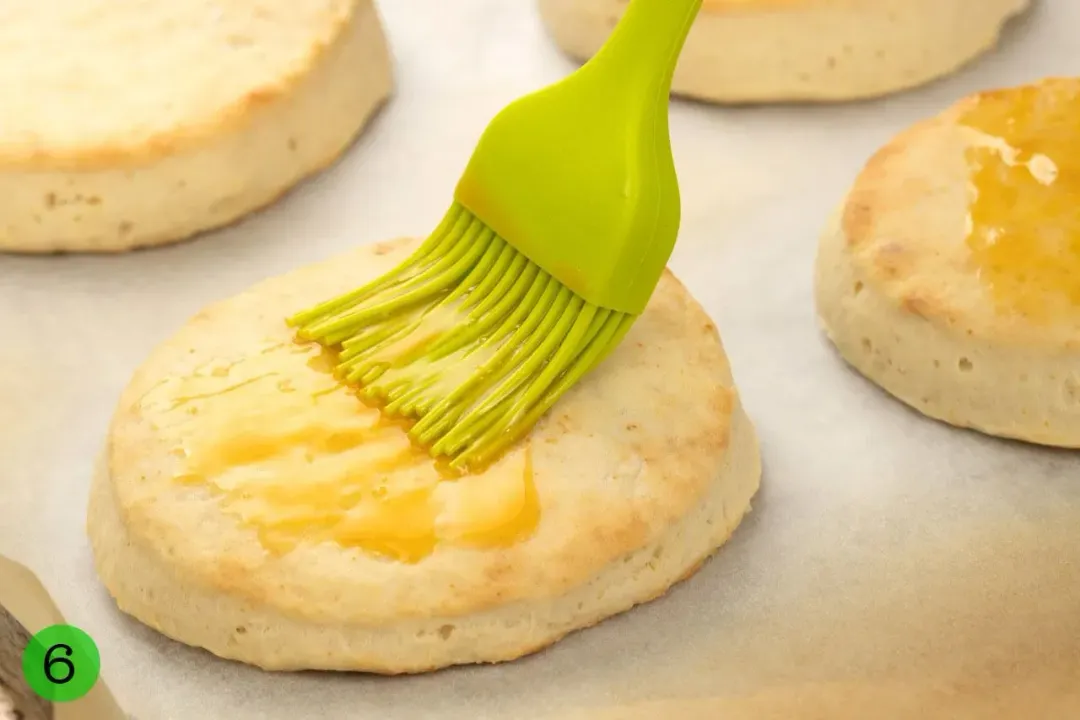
[287, 202, 636, 471]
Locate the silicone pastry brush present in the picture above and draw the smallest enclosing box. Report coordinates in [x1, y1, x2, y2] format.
[289, 0, 702, 471]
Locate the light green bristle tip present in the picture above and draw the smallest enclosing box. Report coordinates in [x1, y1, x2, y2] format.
[287, 203, 636, 471]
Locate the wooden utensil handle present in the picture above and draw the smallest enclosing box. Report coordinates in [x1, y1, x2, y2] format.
[0, 603, 53, 720]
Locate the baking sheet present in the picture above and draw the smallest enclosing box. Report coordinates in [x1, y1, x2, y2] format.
[2, 1, 1079, 718]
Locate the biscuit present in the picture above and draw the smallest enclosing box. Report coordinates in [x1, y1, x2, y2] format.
[0, 0, 391, 253]
[538, 0, 1029, 103]
[88, 237, 761, 672]
[815, 78, 1080, 446]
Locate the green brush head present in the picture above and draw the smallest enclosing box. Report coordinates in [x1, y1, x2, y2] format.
[288, 204, 635, 471]
[288, 0, 701, 469]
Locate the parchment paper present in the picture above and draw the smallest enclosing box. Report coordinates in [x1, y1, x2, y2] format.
[1, 1, 1079, 718]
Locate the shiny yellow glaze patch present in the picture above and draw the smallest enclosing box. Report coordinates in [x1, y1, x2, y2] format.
[138, 341, 539, 562]
[961, 79, 1080, 322]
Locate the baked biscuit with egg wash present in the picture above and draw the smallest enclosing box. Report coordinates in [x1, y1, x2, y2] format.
[816, 78, 1080, 447]
[0, 0, 391, 253]
[537, 0, 1029, 103]
[88, 237, 761, 672]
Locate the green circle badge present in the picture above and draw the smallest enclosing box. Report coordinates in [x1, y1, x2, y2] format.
[21, 624, 101, 703]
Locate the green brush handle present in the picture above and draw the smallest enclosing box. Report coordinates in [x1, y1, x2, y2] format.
[454, 0, 702, 315]
[588, 0, 701, 95]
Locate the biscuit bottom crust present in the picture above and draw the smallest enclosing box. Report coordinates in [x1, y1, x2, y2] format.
[88, 239, 761, 673]
[816, 205, 1080, 448]
[537, 0, 1029, 103]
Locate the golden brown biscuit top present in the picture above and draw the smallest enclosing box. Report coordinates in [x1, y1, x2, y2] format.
[108, 239, 735, 622]
[0, 0, 355, 166]
[841, 78, 1080, 346]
